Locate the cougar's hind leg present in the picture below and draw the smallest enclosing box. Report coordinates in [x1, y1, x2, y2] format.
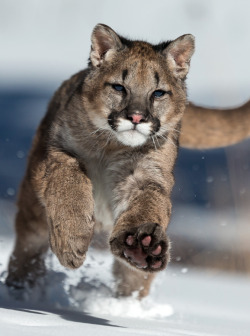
[113, 258, 155, 299]
[6, 181, 49, 289]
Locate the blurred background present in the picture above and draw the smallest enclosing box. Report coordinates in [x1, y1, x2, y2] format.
[1, 0, 250, 275]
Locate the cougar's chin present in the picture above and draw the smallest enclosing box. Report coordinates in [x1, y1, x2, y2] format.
[116, 130, 148, 147]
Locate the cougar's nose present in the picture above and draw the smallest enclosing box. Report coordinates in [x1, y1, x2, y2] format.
[127, 113, 146, 124]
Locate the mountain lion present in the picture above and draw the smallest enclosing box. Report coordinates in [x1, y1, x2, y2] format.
[6, 24, 250, 298]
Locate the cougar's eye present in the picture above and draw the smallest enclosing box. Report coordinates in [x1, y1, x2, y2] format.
[112, 84, 126, 92]
[152, 90, 166, 98]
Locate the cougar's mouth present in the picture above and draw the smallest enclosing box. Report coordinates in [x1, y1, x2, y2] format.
[114, 118, 152, 147]
[107, 111, 161, 147]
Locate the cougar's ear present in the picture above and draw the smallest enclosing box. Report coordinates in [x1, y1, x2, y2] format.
[90, 24, 123, 67]
[164, 34, 195, 79]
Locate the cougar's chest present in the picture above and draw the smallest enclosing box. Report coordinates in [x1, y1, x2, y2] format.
[85, 159, 114, 230]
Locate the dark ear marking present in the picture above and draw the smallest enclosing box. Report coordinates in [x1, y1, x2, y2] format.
[153, 41, 172, 53]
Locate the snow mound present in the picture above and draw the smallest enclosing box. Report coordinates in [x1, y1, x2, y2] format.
[84, 295, 173, 319]
[62, 248, 174, 319]
[0, 234, 173, 321]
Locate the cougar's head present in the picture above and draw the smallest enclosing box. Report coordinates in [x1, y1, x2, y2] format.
[83, 24, 195, 148]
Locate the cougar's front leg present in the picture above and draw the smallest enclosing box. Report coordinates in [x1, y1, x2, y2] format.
[36, 150, 95, 269]
[109, 157, 173, 274]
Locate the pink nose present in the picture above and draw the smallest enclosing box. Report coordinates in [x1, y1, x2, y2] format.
[130, 114, 144, 124]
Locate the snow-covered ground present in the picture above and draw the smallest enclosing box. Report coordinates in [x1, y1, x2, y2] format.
[1, 199, 250, 336]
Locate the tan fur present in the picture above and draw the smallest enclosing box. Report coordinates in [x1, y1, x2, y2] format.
[6, 24, 250, 298]
[180, 100, 250, 148]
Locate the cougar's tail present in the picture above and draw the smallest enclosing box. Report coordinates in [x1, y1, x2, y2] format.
[180, 100, 250, 149]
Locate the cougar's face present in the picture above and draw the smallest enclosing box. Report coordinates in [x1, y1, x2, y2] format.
[86, 56, 181, 147]
[84, 34, 193, 148]
[104, 55, 177, 147]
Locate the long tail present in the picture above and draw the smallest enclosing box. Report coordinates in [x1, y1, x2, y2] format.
[180, 100, 250, 149]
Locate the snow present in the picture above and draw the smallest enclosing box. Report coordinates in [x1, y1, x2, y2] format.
[1, 199, 250, 336]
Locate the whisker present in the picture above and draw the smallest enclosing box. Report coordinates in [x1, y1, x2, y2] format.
[171, 128, 181, 134]
[168, 138, 177, 148]
[151, 136, 157, 151]
[154, 134, 161, 148]
[102, 132, 112, 149]
[89, 123, 109, 136]
[93, 129, 108, 139]
[157, 134, 168, 142]
[90, 128, 102, 135]
[157, 132, 177, 148]
[89, 130, 109, 151]
[159, 124, 181, 135]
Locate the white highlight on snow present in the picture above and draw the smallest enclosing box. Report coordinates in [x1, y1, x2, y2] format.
[84, 295, 174, 319]
[64, 249, 174, 320]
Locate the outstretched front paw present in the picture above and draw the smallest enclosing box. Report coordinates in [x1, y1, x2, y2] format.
[109, 222, 170, 272]
[50, 219, 95, 269]
[50, 234, 88, 269]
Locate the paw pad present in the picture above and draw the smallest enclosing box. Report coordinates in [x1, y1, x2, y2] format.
[110, 222, 170, 272]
